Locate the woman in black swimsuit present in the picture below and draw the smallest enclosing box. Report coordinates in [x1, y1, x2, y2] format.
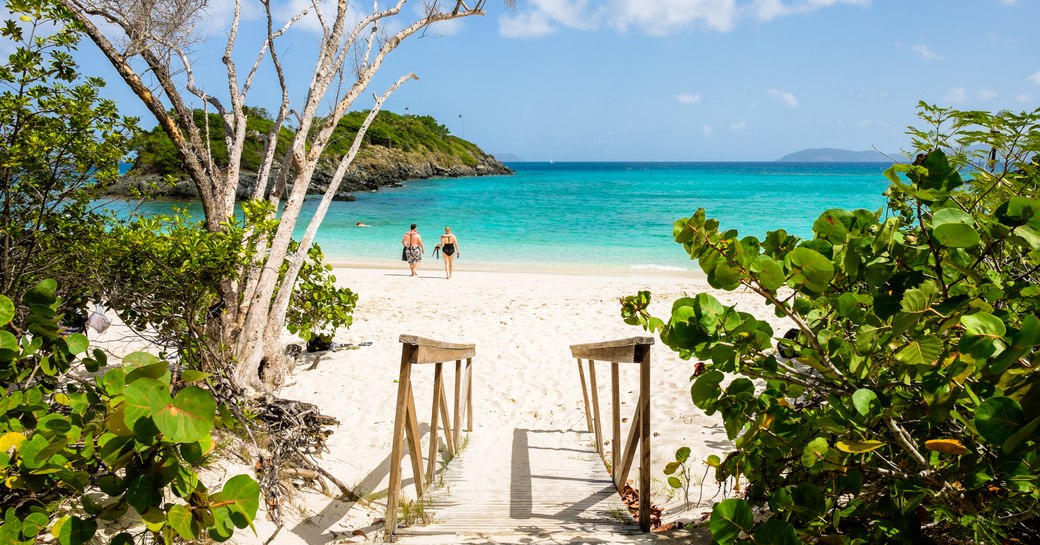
[440, 226, 460, 279]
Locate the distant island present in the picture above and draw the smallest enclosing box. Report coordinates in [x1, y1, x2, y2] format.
[778, 148, 905, 163]
[493, 152, 525, 162]
[113, 109, 512, 201]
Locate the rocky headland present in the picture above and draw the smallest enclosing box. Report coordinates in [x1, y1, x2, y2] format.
[109, 145, 512, 201]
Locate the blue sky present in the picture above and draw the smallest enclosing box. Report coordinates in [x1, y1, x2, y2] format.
[68, 0, 1040, 161]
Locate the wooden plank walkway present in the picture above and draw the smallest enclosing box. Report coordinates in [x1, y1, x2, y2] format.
[393, 426, 657, 544]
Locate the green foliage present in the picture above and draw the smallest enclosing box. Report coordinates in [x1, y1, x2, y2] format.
[623, 105, 1040, 543]
[284, 242, 358, 343]
[132, 108, 481, 176]
[0, 0, 137, 321]
[663, 446, 693, 510]
[0, 281, 258, 544]
[132, 106, 292, 175]
[93, 210, 246, 365]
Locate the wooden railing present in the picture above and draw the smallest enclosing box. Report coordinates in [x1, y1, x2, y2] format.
[385, 335, 475, 535]
[570, 336, 654, 532]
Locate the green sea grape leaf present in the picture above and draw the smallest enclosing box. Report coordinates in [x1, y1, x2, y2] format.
[65, 333, 88, 355]
[0, 295, 14, 327]
[933, 222, 981, 248]
[961, 312, 1007, 338]
[752, 255, 785, 291]
[801, 437, 831, 468]
[709, 499, 753, 545]
[126, 474, 161, 514]
[20, 512, 48, 538]
[813, 209, 850, 243]
[894, 335, 941, 365]
[786, 247, 834, 293]
[212, 474, 260, 530]
[167, 504, 195, 540]
[1003, 416, 1040, 453]
[55, 515, 96, 545]
[960, 312, 1008, 359]
[179, 370, 211, 383]
[122, 378, 167, 432]
[991, 315, 1040, 374]
[667, 476, 682, 489]
[932, 208, 973, 227]
[675, 446, 691, 463]
[752, 519, 800, 545]
[122, 351, 160, 368]
[975, 396, 1024, 446]
[152, 386, 216, 444]
[851, 389, 879, 416]
[664, 462, 680, 475]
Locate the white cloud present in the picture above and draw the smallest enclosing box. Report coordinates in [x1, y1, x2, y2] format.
[767, 88, 799, 107]
[855, 119, 874, 128]
[602, 0, 740, 35]
[1017, 93, 1032, 102]
[944, 87, 968, 103]
[910, 44, 940, 61]
[702, 124, 714, 136]
[730, 121, 746, 131]
[999, 0, 1018, 5]
[978, 89, 997, 100]
[1028, 71, 1040, 86]
[750, 0, 870, 21]
[499, 11, 557, 38]
[676, 92, 702, 105]
[499, 0, 870, 38]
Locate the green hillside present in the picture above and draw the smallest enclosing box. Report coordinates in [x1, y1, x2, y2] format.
[132, 109, 486, 174]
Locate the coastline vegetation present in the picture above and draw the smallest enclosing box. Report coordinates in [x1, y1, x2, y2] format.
[625, 104, 1040, 544]
[132, 108, 483, 176]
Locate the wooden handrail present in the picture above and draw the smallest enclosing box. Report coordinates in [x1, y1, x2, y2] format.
[570, 336, 654, 532]
[385, 335, 475, 536]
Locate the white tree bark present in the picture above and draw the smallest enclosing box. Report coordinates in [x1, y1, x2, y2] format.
[62, 0, 488, 392]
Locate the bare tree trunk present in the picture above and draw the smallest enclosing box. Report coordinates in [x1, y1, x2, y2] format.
[64, 0, 488, 392]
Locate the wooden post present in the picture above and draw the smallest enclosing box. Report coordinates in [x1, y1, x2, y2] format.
[466, 357, 473, 432]
[611, 361, 620, 485]
[437, 381, 454, 458]
[577, 358, 594, 433]
[638, 346, 651, 532]
[568, 337, 655, 532]
[385, 336, 476, 537]
[588, 360, 603, 457]
[385, 344, 414, 535]
[453, 360, 462, 450]
[427, 361, 444, 483]
[404, 387, 425, 496]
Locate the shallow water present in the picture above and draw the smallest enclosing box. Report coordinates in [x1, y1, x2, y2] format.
[117, 162, 892, 271]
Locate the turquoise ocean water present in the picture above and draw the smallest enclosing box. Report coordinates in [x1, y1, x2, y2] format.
[117, 162, 892, 271]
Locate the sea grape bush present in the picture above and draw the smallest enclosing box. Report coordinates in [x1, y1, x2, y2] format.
[623, 106, 1040, 544]
[0, 280, 259, 544]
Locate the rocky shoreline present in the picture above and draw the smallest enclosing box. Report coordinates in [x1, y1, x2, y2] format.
[108, 144, 512, 201]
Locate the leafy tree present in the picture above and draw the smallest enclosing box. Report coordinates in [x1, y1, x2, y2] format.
[62, 0, 495, 391]
[623, 105, 1040, 544]
[0, 0, 135, 321]
[0, 281, 259, 544]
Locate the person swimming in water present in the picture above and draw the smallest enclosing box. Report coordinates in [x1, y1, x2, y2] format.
[439, 226, 460, 279]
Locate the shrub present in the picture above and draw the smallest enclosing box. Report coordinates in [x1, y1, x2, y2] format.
[623, 105, 1040, 543]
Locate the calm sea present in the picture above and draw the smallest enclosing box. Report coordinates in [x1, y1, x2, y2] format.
[115, 162, 892, 272]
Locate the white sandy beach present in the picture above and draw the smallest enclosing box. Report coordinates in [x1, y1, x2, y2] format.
[97, 262, 791, 543]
